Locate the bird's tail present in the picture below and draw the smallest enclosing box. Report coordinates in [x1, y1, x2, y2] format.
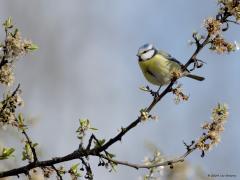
[186, 74, 205, 81]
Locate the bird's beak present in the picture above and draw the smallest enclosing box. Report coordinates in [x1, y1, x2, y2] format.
[136, 52, 140, 57]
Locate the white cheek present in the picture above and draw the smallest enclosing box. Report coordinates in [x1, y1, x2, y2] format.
[141, 50, 155, 60]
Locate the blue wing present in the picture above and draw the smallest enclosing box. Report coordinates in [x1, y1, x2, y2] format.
[158, 50, 183, 66]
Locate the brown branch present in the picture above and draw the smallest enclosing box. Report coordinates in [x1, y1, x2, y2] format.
[22, 130, 38, 163]
[80, 158, 93, 180]
[0, 28, 9, 69]
[100, 146, 197, 170]
[184, 33, 210, 69]
[0, 149, 89, 178]
[86, 134, 95, 150]
[51, 165, 63, 180]
[0, 84, 20, 115]
[226, 19, 240, 25]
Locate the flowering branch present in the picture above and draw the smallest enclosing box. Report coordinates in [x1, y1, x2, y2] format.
[96, 103, 229, 171]
[99, 148, 195, 170]
[0, 0, 238, 179]
[21, 130, 38, 163]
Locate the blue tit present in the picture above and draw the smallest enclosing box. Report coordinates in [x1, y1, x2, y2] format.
[137, 43, 204, 86]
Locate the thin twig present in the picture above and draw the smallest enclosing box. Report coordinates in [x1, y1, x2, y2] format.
[0, 84, 20, 115]
[0, 28, 8, 69]
[226, 19, 240, 25]
[80, 158, 93, 180]
[22, 130, 38, 163]
[100, 146, 197, 170]
[86, 134, 95, 150]
[51, 165, 63, 180]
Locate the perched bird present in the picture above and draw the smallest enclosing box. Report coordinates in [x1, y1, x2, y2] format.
[137, 43, 204, 87]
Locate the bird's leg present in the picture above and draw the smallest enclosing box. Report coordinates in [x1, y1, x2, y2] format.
[157, 86, 161, 94]
[145, 86, 161, 98]
[151, 86, 161, 98]
[153, 86, 161, 98]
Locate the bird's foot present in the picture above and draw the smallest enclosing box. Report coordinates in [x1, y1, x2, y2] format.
[146, 86, 161, 98]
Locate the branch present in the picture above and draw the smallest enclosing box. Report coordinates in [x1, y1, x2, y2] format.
[0, 84, 20, 115]
[100, 146, 197, 170]
[184, 33, 210, 70]
[0, 149, 89, 178]
[0, 28, 9, 69]
[226, 19, 240, 25]
[51, 165, 63, 180]
[22, 130, 38, 163]
[80, 158, 93, 180]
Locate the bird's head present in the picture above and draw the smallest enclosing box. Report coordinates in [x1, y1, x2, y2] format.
[137, 43, 157, 61]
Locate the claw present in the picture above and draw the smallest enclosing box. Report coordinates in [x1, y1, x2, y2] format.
[144, 86, 162, 98]
[150, 86, 161, 98]
[151, 91, 159, 98]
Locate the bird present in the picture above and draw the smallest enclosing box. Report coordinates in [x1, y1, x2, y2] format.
[137, 43, 204, 87]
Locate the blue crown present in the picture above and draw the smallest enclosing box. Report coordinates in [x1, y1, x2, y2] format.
[141, 43, 153, 50]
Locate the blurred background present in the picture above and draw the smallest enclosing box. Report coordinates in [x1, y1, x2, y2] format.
[0, 0, 239, 179]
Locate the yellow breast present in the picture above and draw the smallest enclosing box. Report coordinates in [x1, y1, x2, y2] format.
[138, 54, 180, 86]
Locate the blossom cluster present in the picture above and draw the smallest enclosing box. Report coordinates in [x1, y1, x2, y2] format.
[203, 0, 240, 54]
[5, 30, 35, 59]
[218, 0, 240, 22]
[171, 85, 189, 104]
[196, 103, 229, 152]
[0, 89, 23, 128]
[203, 17, 236, 53]
[142, 151, 165, 179]
[0, 17, 37, 86]
[210, 35, 236, 53]
[0, 64, 14, 86]
[203, 17, 222, 36]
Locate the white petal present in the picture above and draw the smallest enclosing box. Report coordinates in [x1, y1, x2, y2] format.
[234, 41, 240, 51]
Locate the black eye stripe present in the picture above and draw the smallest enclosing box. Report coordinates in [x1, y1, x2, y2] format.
[142, 50, 149, 54]
[142, 49, 156, 55]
